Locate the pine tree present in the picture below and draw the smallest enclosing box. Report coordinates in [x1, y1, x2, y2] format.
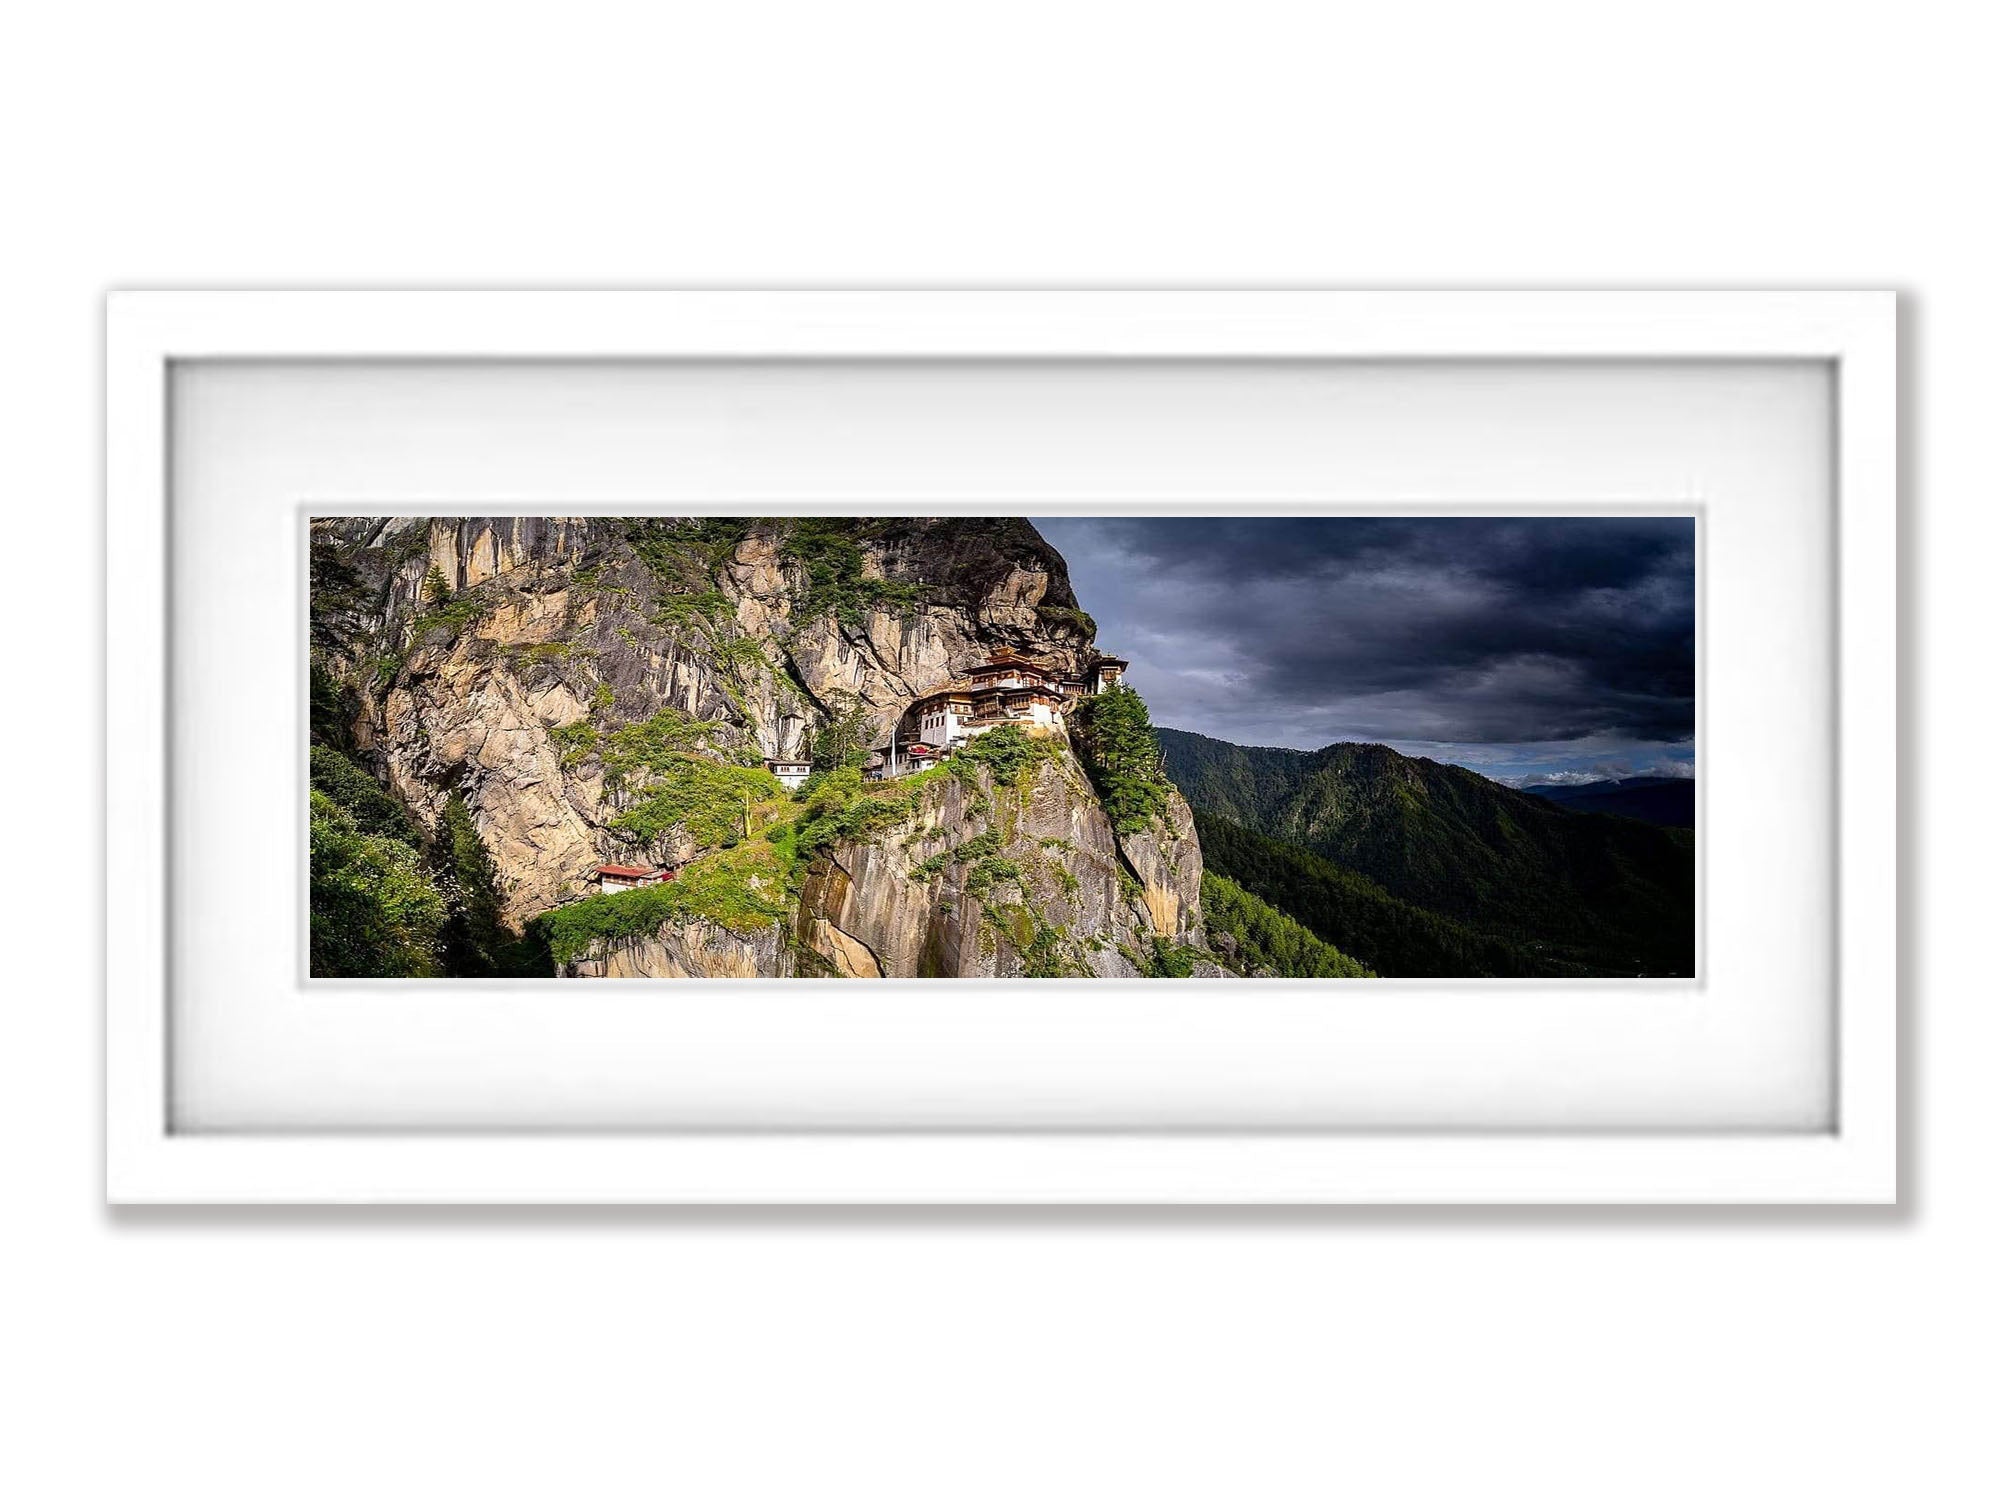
[436, 792, 512, 980]
[1076, 682, 1171, 833]
[809, 690, 876, 771]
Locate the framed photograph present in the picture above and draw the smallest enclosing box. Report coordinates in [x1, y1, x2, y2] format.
[106, 290, 1896, 1203]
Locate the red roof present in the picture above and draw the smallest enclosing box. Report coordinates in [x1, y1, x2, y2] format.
[597, 864, 660, 879]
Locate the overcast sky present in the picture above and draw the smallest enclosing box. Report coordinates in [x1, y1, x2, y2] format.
[1033, 516, 1696, 785]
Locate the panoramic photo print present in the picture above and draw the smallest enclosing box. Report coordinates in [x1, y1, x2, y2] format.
[309, 515, 1696, 980]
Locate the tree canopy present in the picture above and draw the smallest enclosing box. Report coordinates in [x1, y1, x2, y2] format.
[1075, 682, 1172, 833]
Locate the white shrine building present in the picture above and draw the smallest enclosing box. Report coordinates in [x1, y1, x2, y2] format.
[765, 757, 813, 790]
[887, 648, 1132, 769]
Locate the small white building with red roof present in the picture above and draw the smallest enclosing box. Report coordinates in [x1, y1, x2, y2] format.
[595, 864, 673, 893]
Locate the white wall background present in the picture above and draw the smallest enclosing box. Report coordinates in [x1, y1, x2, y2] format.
[2, 4, 1986, 1497]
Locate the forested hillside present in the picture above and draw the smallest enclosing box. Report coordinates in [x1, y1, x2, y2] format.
[1162, 728, 1695, 978]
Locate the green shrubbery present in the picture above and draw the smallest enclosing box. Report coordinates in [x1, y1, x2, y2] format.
[976, 901, 1080, 977]
[590, 707, 720, 786]
[609, 753, 783, 850]
[551, 719, 599, 766]
[949, 828, 1001, 864]
[540, 719, 958, 966]
[1200, 870, 1374, 979]
[907, 821, 1049, 906]
[628, 515, 930, 635]
[651, 589, 733, 631]
[625, 517, 754, 584]
[309, 744, 420, 847]
[308, 740, 552, 977]
[809, 691, 877, 773]
[356, 572, 493, 685]
[791, 765, 940, 863]
[1034, 603, 1097, 639]
[950, 723, 1060, 789]
[780, 517, 927, 625]
[1016, 917, 1077, 977]
[309, 790, 446, 977]
[1140, 937, 1204, 978]
[307, 737, 443, 976]
[623, 520, 695, 584]
[404, 587, 488, 650]
[1073, 683, 1173, 833]
[962, 854, 1023, 901]
[539, 844, 792, 963]
[1115, 936, 1203, 978]
[710, 635, 770, 675]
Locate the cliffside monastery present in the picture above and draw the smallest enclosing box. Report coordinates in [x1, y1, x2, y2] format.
[868, 646, 1127, 779]
[600, 647, 1129, 889]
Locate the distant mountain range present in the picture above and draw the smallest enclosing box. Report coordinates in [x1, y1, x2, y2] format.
[1517, 775, 1695, 828]
[1156, 727, 1696, 978]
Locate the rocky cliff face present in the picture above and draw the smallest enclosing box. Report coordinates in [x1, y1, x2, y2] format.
[792, 746, 1202, 979]
[311, 515, 1207, 978]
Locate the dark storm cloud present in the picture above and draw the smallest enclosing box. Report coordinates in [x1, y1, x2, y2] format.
[1033, 517, 1695, 756]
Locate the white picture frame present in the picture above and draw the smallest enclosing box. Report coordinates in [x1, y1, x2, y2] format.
[106, 290, 1896, 1204]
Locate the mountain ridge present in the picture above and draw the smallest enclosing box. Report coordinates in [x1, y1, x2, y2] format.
[1157, 725, 1695, 977]
[1520, 775, 1696, 828]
